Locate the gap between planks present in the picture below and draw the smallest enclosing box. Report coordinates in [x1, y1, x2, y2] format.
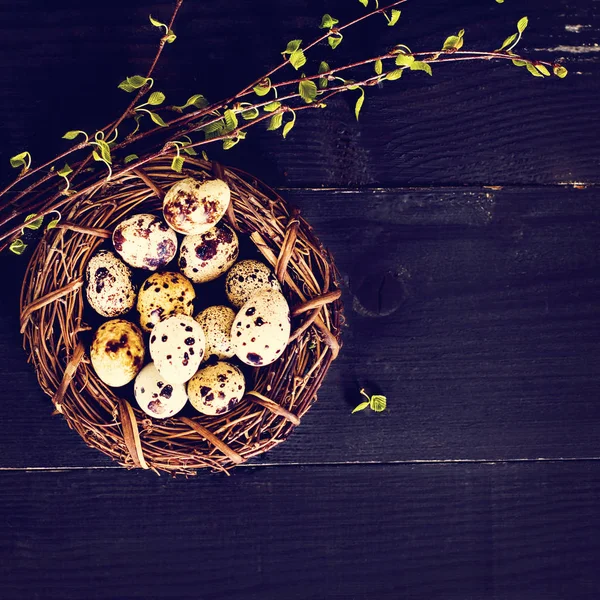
[2, 457, 600, 473]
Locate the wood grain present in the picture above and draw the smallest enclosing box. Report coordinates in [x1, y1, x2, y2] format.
[0, 186, 598, 468]
[0, 0, 598, 188]
[0, 462, 599, 599]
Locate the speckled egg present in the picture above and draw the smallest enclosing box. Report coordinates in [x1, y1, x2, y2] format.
[195, 305, 235, 362]
[188, 361, 246, 416]
[134, 362, 188, 419]
[178, 222, 239, 284]
[113, 213, 177, 270]
[232, 289, 290, 367]
[149, 315, 205, 384]
[137, 271, 196, 332]
[85, 250, 135, 317]
[225, 260, 282, 309]
[90, 319, 145, 387]
[163, 177, 230, 235]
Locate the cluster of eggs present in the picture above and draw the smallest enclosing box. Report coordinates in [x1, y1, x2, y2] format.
[86, 176, 291, 420]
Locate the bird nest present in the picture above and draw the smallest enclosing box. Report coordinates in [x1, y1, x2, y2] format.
[19, 157, 343, 475]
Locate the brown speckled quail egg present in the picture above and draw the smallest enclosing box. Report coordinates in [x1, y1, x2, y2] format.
[149, 315, 205, 384]
[225, 259, 282, 309]
[232, 289, 290, 367]
[113, 213, 177, 270]
[188, 361, 246, 416]
[163, 177, 230, 235]
[137, 271, 196, 333]
[195, 305, 236, 362]
[134, 362, 188, 419]
[85, 250, 135, 317]
[90, 319, 145, 387]
[178, 222, 239, 284]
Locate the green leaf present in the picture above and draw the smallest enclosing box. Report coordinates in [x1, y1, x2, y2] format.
[328, 34, 343, 50]
[149, 14, 168, 32]
[57, 163, 73, 177]
[388, 9, 401, 26]
[164, 30, 176, 44]
[298, 79, 318, 104]
[526, 62, 544, 77]
[320, 14, 339, 29]
[352, 401, 370, 414]
[289, 49, 307, 70]
[282, 110, 296, 139]
[370, 395, 387, 413]
[263, 101, 282, 113]
[253, 79, 272, 97]
[386, 69, 404, 81]
[554, 65, 568, 78]
[241, 107, 260, 120]
[24, 213, 44, 230]
[284, 39, 302, 54]
[496, 0, 504, 3]
[147, 91, 165, 106]
[46, 219, 59, 230]
[148, 111, 167, 127]
[124, 154, 139, 164]
[172, 94, 208, 112]
[92, 150, 102, 162]
[499, 33, 518, 51]
[354, 87, 365, 121]
[10, 151, 31, 170]
[203, 119, 225, 135]
[118, 75, 151, 92]
[374, 59, 383, 75]
[62, 130, 86, 141]
[512, 59, 527, 67]
[171, 155, 185, 173]
[267, 112, 283, 131]
[395, 54, 415, 67]
[223, 137, 242, 150]
[95, 140, 112, 164]
[318, 61, 330, 88]
[9, 239, 27, 256]
[517, 16, 529, 34]
[410, 61, 433, 76]
[223, 109, 239, 133]
[358, 0, 368, 6]
[535, 64, 551, 76]
[182, 145, 197, 156]
[443, 34, 464, 51]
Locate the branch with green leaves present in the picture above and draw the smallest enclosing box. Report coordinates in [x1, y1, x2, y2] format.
[0, 0, 567, 253]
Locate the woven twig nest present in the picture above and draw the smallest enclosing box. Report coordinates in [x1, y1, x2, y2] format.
[19, 157, 343, 475]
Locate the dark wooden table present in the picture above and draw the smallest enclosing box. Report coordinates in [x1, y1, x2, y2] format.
[1, 1, 599, 598]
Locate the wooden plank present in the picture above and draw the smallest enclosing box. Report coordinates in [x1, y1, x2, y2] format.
[0, 0, 598, 188]
[0, 186, 598, 468]
[0, 462, 599, 598]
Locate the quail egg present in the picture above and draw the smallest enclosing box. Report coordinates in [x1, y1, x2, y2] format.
[149, 315, 205, 384]
[162, 177, 230, 235]
[134, 362, 189, 419]
[137, 271, 196, 332]
[232, 289, 290, 367]
[85, 250, 135, 317]
[178, 222, 239, 284]
[195, 305, 235, 362]
[90, 319, 145, 387]
[188, 361, 246, 416]
[113, 213, 177, 270]
[225, 259, 282, 309]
